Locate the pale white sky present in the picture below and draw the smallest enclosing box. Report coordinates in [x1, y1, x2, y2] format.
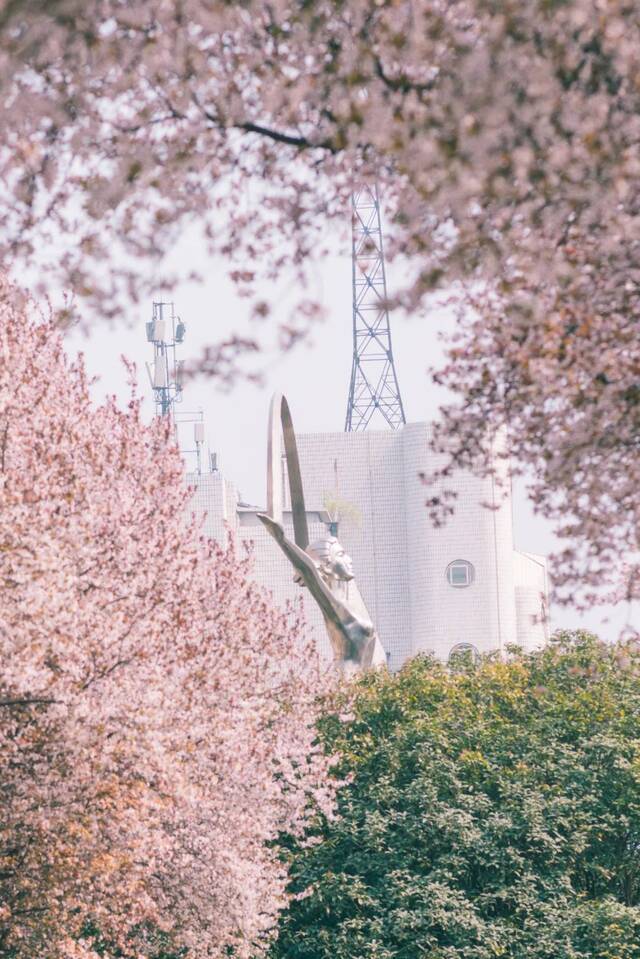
[65, 225, 636, 642]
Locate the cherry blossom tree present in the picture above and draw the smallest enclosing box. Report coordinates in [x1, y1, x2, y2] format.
[0, 277, 335, 958]
[1, 1, 639, 604]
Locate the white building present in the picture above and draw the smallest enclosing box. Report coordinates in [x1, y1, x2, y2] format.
[188, 423, 548, 670]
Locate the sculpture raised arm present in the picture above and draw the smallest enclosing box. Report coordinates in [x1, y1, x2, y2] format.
[257, 513, 375, 667]
[260, 394, 387, 677]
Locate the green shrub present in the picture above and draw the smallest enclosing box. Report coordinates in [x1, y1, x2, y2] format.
[272, 632, 640, 959]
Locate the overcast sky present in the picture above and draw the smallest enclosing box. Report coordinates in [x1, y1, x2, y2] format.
[64, 223, 636, 642]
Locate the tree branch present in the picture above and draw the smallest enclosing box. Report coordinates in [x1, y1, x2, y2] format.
[192, 93, 336, 152]
[0, 697, 58, 708]
[373, 56, 436, 95]
[237, 120, 333, 151]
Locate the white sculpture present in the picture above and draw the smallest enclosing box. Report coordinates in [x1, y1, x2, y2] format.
[257, 394, 386, 677]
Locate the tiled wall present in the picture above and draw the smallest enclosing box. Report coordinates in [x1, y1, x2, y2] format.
[513, 550, 549, 651]
[400, 424, 518, 663]
[186, 423, 548, 668]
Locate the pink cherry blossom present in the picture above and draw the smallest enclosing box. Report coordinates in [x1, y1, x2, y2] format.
[0, 2, 638, 604]
[0, 279, 335, 958]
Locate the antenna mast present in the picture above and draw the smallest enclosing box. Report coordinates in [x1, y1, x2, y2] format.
[145, 302, 210, 475]
[345, 184, 406, 432]
[146, 301, 185, 419]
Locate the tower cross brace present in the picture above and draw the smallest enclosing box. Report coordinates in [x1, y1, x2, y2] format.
[345, 184, 406, 432]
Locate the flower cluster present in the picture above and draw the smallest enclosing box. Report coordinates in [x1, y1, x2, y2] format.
[0, 280, 334, 958]
[1, 1, 639, 602]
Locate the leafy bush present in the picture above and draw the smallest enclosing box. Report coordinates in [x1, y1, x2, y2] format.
[272, 632, 640, 959]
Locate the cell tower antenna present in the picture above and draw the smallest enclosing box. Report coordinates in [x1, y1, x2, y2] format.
[145, 304, 211, 475]
[345, 184, 406, 432]
[145, 301, 186, 419]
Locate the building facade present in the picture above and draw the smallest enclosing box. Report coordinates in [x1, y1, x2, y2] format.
[188, 423, 548, 670]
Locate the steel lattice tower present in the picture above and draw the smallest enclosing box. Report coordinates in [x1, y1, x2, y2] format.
[345, 184, 406, 432]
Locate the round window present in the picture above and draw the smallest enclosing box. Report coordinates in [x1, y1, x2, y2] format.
[446, 559, 475, 588]
[448, 643, 480, 668]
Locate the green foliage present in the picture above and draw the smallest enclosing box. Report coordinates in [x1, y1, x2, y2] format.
[322, 491, 362, 529]
[80, 920, 187, 959]
[271, 632, 640, 959]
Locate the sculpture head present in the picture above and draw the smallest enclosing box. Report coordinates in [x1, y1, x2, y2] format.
[306, 535, 354, 582]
